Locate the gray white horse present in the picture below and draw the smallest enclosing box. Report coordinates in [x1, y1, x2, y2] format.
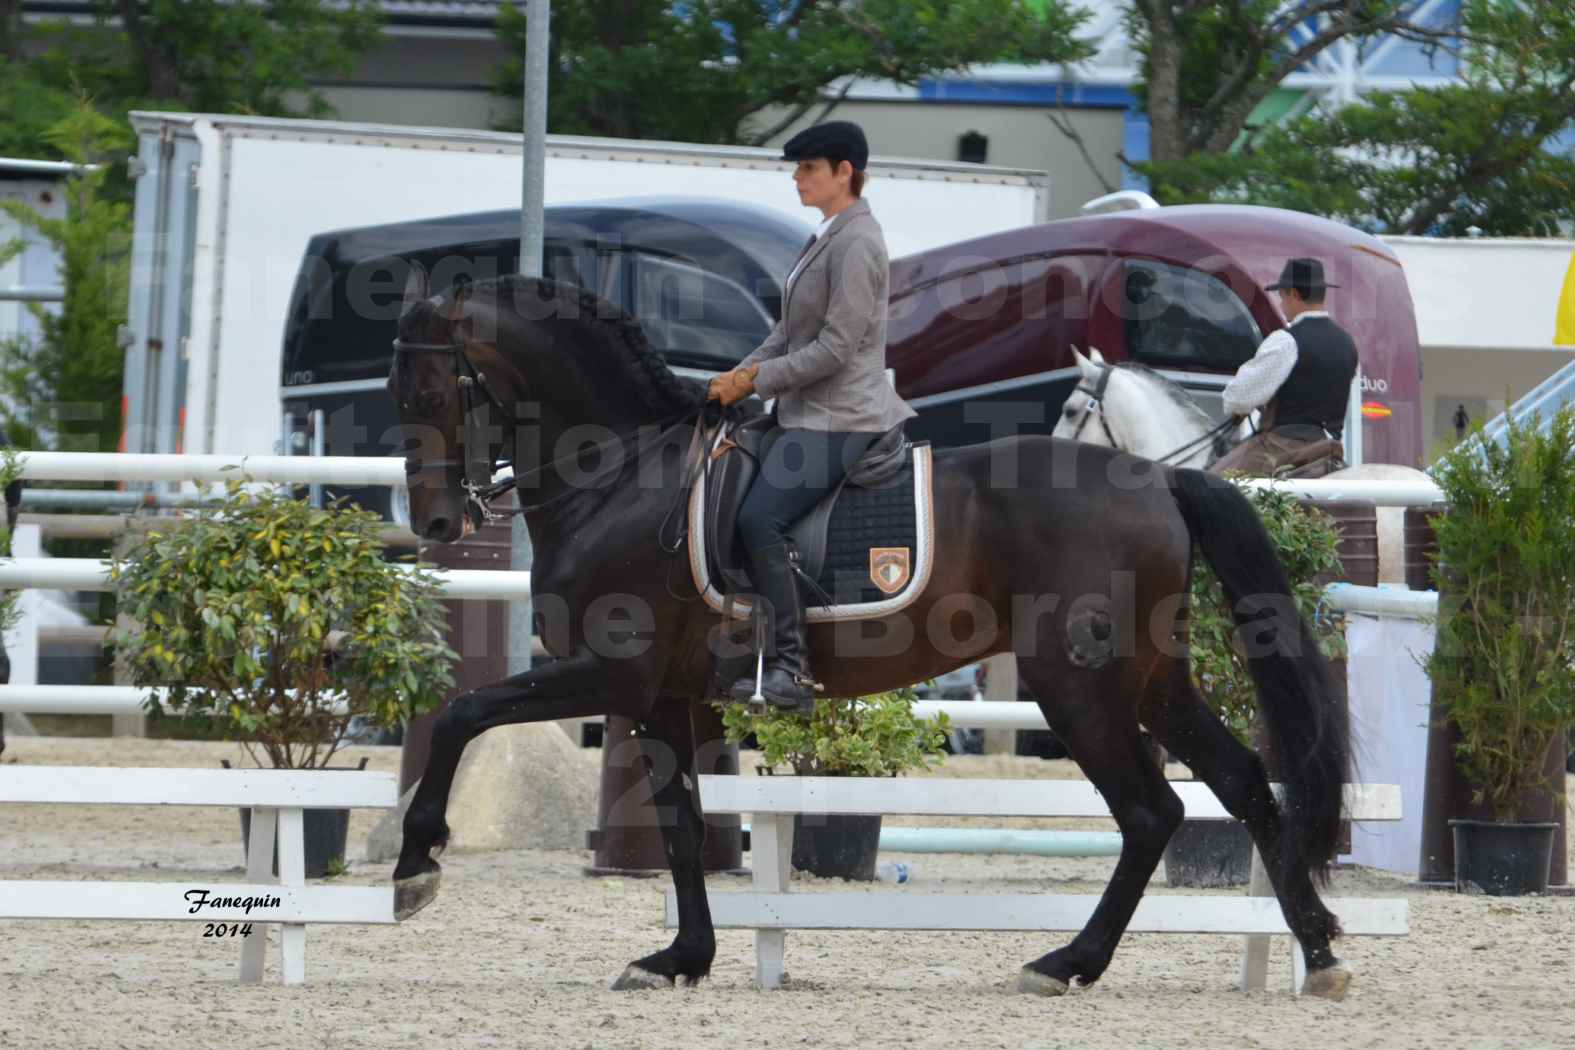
[1053, 349, 1431, 584]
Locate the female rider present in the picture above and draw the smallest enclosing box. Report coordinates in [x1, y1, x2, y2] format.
[706, 121, 915, 712]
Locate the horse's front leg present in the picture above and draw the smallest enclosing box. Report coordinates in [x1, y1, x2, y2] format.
[394, 645, 654, 920]
[610, 701, 717, 990]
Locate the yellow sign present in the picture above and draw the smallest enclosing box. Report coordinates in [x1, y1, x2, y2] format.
[1557, 249, 1575, 346]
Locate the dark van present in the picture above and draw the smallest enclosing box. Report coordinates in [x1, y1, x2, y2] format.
[278, 197, 812, 521]
[884, 204, 1422, 467]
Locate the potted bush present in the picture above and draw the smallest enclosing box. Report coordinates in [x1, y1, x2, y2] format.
[109, 482, 456, 876]
[717, 687, 949, 880]
[1173, 483, 1346, 887]
[1425, 407, 1575, 895]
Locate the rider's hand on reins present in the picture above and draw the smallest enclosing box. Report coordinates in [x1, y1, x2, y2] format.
[707, 364, 760, 406]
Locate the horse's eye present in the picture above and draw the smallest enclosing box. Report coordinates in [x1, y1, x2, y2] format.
[1063, 404, 1079, 419]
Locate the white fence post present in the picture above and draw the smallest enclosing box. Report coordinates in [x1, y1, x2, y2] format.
[1239, 847, 1273, 991]
[278, 807, 308, 985]
[751, 814, 794, 990]
[239, 805, 277, 982]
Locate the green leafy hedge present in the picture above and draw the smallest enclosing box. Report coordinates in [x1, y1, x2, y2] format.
[109, 483, 456, 769]
[717, 686, 950, 777]
[1425, 407, 1575, 820]
[1188, 484, 1346, 746]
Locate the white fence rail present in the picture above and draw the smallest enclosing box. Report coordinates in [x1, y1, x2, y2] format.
[0, 766, 399, 984]
[15, 450, 1446, 503]
[1, 452, 1443, 722]
[0, 556, 532, 599]
[16, 451, 407, 487]
[1240, 476, 1443, 507]
[679, 775, 1406, 993]
[0, 684, 276, 716]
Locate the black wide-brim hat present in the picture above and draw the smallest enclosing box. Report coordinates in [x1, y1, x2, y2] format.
[1267, 257, 1339, 295]
[781, 121, 869, 171]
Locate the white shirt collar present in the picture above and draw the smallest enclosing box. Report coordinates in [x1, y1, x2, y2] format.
[815, 213, 837, 239]
[1288, 310, 1331, 327]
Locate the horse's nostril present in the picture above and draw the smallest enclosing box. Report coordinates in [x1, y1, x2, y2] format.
[424, 518, 450, 540]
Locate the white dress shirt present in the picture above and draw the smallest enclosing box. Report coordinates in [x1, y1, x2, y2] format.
[1221, 311, 1331, 417]
[784, 213, 838, 292]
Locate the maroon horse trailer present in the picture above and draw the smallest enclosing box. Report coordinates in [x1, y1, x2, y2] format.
[886, 204, 1422, 468]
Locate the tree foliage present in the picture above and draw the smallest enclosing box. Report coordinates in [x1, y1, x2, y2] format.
[1135, 1, 1575, 236]
[20, 0, 384, 121]
[1, 4, 387, 454]
[1126, 0, 1449, 166]
[0, 100, 132, 454]
[494, 1, 1092, 143]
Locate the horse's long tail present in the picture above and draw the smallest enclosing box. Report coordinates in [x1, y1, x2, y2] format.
[1169, 467, 1348, 883]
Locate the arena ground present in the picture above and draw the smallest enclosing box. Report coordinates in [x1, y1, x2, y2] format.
[3, 736, 1571, 1050]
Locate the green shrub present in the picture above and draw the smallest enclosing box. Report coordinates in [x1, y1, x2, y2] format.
[717, 686, 950, 777]
[1425, 407, 1575, 820]
[109, 483, 456, 769]
[1188, 483, 1347, 746]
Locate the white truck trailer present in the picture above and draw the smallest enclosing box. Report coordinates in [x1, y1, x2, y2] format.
[121, 111, 1052, 460]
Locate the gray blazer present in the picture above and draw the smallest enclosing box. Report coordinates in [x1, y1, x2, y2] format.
[740, 199, 916, 433]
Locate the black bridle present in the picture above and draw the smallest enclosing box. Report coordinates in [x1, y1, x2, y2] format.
[1069, 362, 1238, 466]
[1067, 363, 1119, 447]
[391, 333, 709, 528]
[393, 333, 525, 523]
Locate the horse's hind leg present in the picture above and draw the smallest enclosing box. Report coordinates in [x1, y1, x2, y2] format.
[1140, 659, 1348, 998]
[1014, 659, 1184, 995]
[609, 700, 718, 990]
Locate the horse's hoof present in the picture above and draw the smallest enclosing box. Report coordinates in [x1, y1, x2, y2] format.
[610, 964, 673, 991]
[1302, 963, 1352, 1001]
[393, 867, 441, 922]
[1016, 967, 1070, 997]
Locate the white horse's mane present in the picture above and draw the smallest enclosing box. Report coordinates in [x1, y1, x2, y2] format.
[1109, 362, 1216, 431]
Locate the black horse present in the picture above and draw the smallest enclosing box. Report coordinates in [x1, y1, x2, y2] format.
[386, 266, 1354, 999]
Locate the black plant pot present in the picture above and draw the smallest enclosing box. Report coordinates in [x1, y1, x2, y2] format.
[1163, 818, 1253, 888]
[1450, 819, 1557, 896]
[792, 813, 883, 881]
[225, 758, 367, 879]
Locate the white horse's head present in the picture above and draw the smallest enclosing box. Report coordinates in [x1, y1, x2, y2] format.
[1052, 347, 1119, 449]
[1054, 349, 1243, 468]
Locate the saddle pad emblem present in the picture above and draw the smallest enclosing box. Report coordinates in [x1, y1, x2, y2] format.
[869, 547, 911, 595]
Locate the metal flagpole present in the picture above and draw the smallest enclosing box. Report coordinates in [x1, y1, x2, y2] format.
[511, 0, 550, 677]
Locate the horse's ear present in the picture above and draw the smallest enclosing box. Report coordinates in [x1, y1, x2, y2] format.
[400, 259, 430, 316]
[1088, 346, 1107, 365]
[1072, 347, 1093, 375]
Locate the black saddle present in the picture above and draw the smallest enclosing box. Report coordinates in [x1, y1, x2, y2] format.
[705, 412, 912, 596]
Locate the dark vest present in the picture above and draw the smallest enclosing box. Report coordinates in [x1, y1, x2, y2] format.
[1270, 316, 1359, 437]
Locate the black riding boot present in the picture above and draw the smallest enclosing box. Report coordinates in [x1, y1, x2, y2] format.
[728, 540, 817, 713]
